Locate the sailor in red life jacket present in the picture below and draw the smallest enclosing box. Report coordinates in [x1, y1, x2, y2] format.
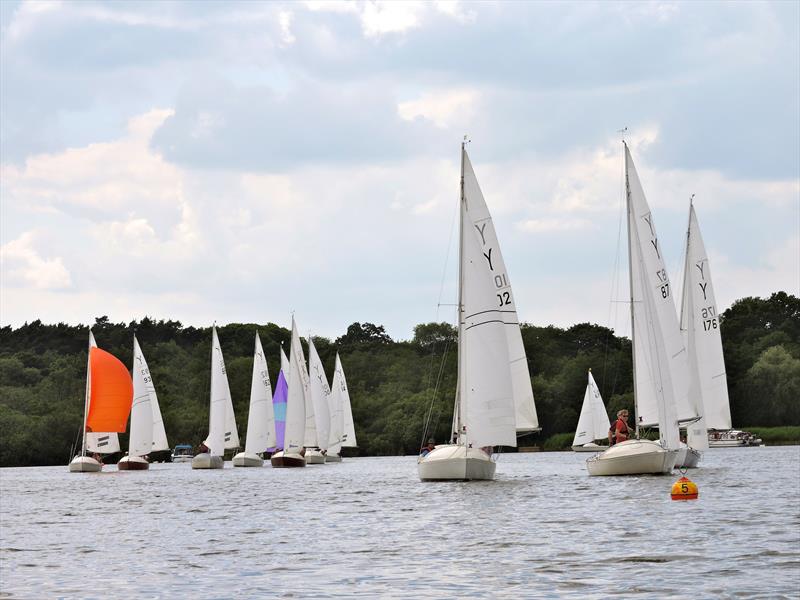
[608, 409, 631, 446]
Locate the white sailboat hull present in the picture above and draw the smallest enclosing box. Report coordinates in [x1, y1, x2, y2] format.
[676, 446, 701, 468]
[305, 449, 326, 464]
[191, 453, 224, 469]
[572, 442, 609, 453]
[586, 439, 678, 476]
[232, 452, 264, 467]
[69, 455, 102, 473]
[325, 453, 342, 463]
[417, 445, 496, 481]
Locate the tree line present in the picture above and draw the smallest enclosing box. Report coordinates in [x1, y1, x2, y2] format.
[0, 292, 797, 467]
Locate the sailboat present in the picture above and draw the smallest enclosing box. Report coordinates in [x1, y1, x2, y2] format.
[192, 326, 238, 469]
[326, 353, 357, 462]
[69, 331, 134, 472]
[418, 143, 537, 482]
[118, 335, 169, 470]
[571, 369, 611, 452]
[271, 317, 309, 468]
[306, 336, 331, 464]
[233, 333, 277, 467]
[587, 142, 695, 476]
[679, 199, 732, 466]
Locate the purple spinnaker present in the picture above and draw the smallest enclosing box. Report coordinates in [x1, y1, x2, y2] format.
[267, 369, 287, 452]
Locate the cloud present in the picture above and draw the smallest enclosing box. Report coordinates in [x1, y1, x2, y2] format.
[517, 218, 594, 233]
[1, 231, 72, 290]
[150, 77, 440, 170]
[398, 88, 479, 128]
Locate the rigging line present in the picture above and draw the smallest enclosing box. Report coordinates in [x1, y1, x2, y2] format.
[602, 135, 628, 400]
[419, 193, 461, 450]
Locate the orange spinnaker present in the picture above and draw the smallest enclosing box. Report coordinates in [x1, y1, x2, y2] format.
[86, 347, 133, 433]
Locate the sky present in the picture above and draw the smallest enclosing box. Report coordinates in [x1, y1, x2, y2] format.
[1, 0, 798, 342]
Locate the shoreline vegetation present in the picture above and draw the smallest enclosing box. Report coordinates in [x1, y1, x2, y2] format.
[0, 292, 797, 467]
[537, 426, 800, 451]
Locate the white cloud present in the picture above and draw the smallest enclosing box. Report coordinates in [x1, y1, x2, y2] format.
[398, 89, 479, 128]
[1, 231, 72, 290]
[303, 0, 470, 38]
[517, 218, 594, 233]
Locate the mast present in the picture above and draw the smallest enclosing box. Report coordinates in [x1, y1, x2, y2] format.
[679, 195, 695, 333]
[623, 142, 640, 439]
[81, 330, 92, 456]
[452, 141, 466, 445]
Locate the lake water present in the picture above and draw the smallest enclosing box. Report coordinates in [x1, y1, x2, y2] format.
[1, 446, 798, 599]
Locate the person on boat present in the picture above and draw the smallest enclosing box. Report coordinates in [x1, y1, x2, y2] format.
[420, 439, 436, 457]
[608, 410, 631, 446]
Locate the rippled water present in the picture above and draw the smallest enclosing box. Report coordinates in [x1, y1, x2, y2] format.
[1, 446, 798, 598]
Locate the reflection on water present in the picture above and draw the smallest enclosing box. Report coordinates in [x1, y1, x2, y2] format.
[1, 446, 798, 598]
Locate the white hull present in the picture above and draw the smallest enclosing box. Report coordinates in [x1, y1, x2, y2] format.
[709, 440, 763, 448]
[325, 454, 342, 463]
[586, 439, 678, 476]
[232, 452, 264, 467]
[417, 445, 496, 481]
[676, 447, 701, 468]
[171, 455, 193, 463]
[69, 456, 102, 473]
[305, 449, 326, 464]
[572, 442, 609, 453]
[191, 453, 224, 469]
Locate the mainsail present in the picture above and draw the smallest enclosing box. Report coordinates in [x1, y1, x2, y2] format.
[681, 201, 731, 448]
[307, 337, 331, 452]
[204, 326, 235, 457]
[625, 144, 694, 449]
[457, 148, 517, 448]
[284, 317, 310, 454]
[572, 370, 610, 447]
[462, 151, 539, 433]
[243, 333, 277, 455]
[128, 336, 154, 457]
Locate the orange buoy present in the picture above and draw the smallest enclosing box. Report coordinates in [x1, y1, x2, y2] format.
[671, 476, 699, 501]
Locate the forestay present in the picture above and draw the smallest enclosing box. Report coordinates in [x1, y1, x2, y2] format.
[244, 333, 277, 455]
[462, 151, 539, 433]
